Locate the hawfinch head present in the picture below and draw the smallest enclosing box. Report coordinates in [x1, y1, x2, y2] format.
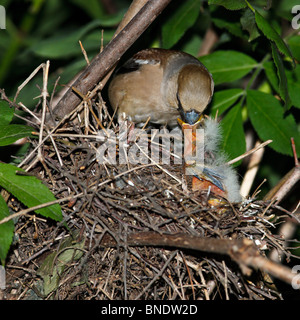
[176, 64, 213, 124]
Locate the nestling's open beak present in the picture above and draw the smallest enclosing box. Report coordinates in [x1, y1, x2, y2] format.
[178, 115, 226, 196]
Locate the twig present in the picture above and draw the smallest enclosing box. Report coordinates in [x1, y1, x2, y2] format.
[18, 102, 41, 123]
[198, 27, 218, 57]
[13, 63, 45, 104]
[0, 163, 157, 225]
[52, 0, 172, 120]
[79, 40, 90, 65]
[264, 138, 300, 203]
[269, 220, 298, 263]
[222, 260, 229, 300]
[18, 102, 63, 169]
[18, 95, 87, 168]
[38, 61, 50, 162]
[227, 139, 272, 165]
[134, 250, 178, 300]
[135, 141, 182, 184]
[13, 61, 63, 175]
[291, 137, 299, 167]
[34, 61, 59, 179]
[180, 252, 196, 299]
[240, 140, 266, 198]
[267, 138, 300, 262]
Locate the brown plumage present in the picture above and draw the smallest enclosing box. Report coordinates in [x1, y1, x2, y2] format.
[108, 48, 214, 127]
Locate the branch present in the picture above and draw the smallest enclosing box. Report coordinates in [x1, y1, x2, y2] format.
[264, 138, 300, 203]
[51, 0, 150, 109]
[240, 140, 267, 198]
[52, 0, 172, 121]
[100, 231, 300, 287]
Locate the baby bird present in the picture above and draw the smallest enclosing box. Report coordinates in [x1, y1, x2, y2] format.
[108, 48, 214, 127]
[181, 117, 242, 203]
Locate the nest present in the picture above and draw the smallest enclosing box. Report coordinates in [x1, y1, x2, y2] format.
[2, 86, 298, 301]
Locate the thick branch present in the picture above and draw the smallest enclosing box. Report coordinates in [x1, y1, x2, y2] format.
[52, 0, 171, 121]
[263, 166, 300, 203]
[264, 138, 299, 203]
[100, 231, 300, 287]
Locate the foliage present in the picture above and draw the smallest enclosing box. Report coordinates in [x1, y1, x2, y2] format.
[37, 232, 85, 296]
[0, 100, 62, 264]
[0, 0, 299, 264]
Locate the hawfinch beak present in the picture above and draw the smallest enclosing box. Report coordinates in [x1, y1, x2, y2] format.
[108, 48, 214, 127]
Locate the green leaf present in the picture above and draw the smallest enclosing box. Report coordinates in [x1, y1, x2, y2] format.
[263, 60, 279, 92]
[31, 34, 81, 59]
[37, 232, 84, 295]
[247, 90, 300, 156]
[0, 163, 62, 221]
[0, 124, 34, 146]
[68, 0, 105, 19]
[264, 61, 300, 109]
[288, 35, 300, 62]
[271, 43, 291, 111]
[162, 0, 201, 49]
[181, 34, 203, 57]
[0, 195, 14, 265]
[286, 64, 300, 109]
[240, 8, 260, 42]
[212, 16, 244, 38]
[0, 100, 14, 125]
[220, 103, 246, 166]
[68, 0, 125, 23]
[208, 0, 247, 10]
[210, 88, 244, 117]
[255, 10, 294, 62]
[199, 50, 258, 85]
[31, 20, 112, 58]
